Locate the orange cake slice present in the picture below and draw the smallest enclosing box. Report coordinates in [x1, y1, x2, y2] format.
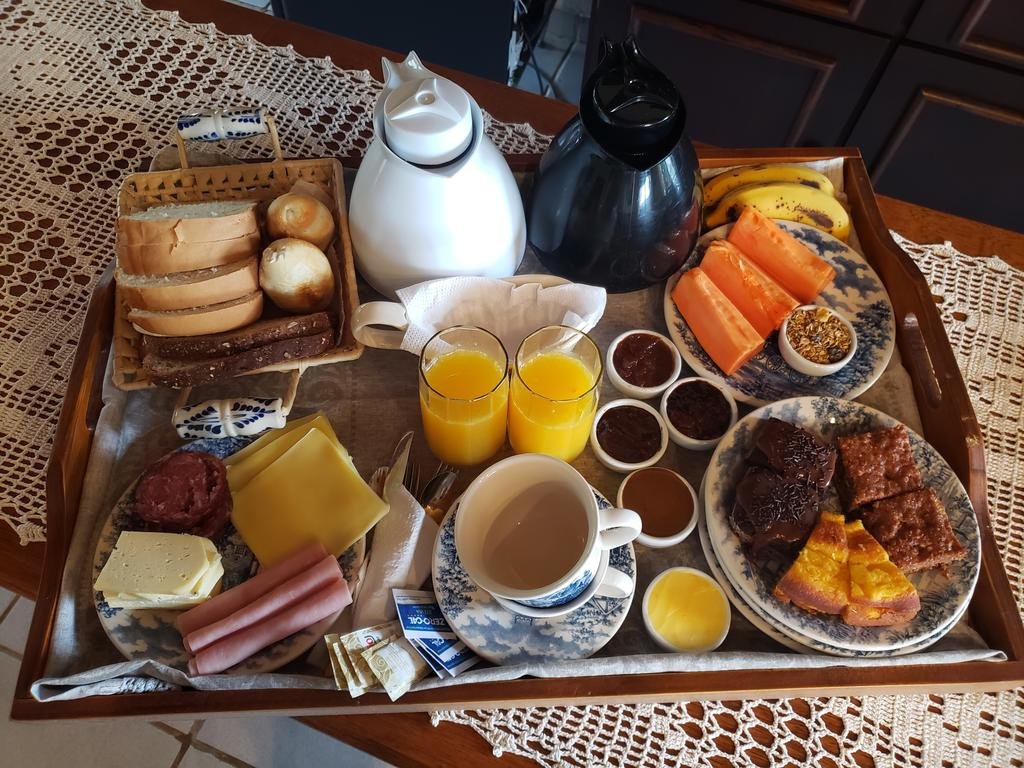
[773, 511, 849, 615]
[842, 519, 920, 627]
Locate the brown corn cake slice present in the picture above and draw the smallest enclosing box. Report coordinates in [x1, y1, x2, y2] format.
[836, 425, 923, 510]
[842, 519, 920, 627]
[773, 511, 849, 615]
[861, 488, 966, 573]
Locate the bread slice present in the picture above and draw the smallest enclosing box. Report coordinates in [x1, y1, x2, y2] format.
[140, 311, 332, 360]
[142, 330, 333, 387]
[118, 232, 261, 276]
[117, 257, 259, 312]
[128, 290, 263, 337]
[117, 201, 259, 247]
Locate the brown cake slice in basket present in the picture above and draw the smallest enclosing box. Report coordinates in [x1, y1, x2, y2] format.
[842, 519, 920, 627]
[861, 488, 966, 573]
[773, 511, 850, 615]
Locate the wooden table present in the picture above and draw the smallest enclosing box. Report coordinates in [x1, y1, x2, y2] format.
[1, 1, 1021, 766]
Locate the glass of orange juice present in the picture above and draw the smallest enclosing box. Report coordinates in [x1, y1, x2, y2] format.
[509, 325, 602, 462]
[419, 326, 509, 466]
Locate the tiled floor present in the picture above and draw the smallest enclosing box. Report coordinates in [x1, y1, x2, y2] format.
[0, 596, 394, 767]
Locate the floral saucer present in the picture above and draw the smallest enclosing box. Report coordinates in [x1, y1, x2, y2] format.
[432, 488, 636, 665]
[703, 396, 980, 653]
[93, 436, 364, 675]
[663, 221, 895, 406]
[696, 476, 965, 658]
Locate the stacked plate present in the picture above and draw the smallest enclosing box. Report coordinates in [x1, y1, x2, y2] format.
[699, 396, 981, 658]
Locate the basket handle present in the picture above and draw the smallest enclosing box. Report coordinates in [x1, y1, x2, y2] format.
[174, 108, 284, 169]
[171, 369, 302, 439]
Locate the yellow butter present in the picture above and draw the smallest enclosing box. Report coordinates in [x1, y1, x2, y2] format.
[231, 428, 389, 567]
[226, 412, 348, 491]
[646, 570, 729, 652]
[95, 531, 220, 600]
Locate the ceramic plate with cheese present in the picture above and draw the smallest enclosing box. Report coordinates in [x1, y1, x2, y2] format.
[92, 414, 384, 674]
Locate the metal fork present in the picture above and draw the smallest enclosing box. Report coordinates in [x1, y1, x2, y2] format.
[403, 456, 421, 498]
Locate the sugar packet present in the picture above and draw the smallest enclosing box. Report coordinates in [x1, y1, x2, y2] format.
[393, 589, 479, 678]
[361, 636, 429, 702]
[325, 620, 401, 696]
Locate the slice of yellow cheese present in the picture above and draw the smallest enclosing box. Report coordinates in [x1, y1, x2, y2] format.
[106, 556, 224, 609]
[231, 428, 388, 567]
[226, 412, 348, 492]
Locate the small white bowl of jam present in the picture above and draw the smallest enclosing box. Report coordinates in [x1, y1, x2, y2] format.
[606, 330, 682, 399]
[590, 399, 669, 473]
[642, 567, 731, 653]
[659, 377, 738, 451]
[616, 467, 697, 548]
[779, 305, 857, 377]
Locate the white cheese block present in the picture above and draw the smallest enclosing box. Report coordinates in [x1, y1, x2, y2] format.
[95, 531, 220, 599]
[105, 556, 224, 609]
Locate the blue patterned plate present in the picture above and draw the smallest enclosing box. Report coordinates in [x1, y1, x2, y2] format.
[703, 397, 980, 653]
[432, 488, 636, 665]
[93, 437, 365, 674]
[696, 476, 966, 657]
[663, 221, 895, 406]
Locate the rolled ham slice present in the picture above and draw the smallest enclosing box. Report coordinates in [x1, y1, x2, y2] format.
[176, 540, 327, 637]
[188, 578, 352, 676]
[184, 555, 343, 654]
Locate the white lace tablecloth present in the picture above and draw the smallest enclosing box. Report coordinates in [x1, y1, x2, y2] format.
[1, 1, 1022, 765]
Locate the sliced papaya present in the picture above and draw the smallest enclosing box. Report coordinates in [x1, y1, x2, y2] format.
[701, 239, 798, 338]
[672, 267, 764, 376]
[726, 207, 836, 304]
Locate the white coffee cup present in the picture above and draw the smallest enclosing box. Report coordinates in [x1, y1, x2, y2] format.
[455, 454, 641, 609]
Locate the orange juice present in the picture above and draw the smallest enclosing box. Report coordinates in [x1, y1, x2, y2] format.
[420, 348, 508, 465]
[509, 352, 598, 461]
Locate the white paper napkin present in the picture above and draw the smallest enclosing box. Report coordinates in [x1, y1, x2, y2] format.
[352, 460, 439, 629]
[396, 276, 606, 356]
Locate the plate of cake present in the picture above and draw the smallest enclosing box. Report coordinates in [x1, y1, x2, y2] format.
[703, 396, 980, 654]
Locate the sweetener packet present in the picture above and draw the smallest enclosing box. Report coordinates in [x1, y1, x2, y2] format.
[412, 637, 479, 677]
[393, 589, 457, 639]
[393, 589, 479, 677]
[362, 637, 429, 702]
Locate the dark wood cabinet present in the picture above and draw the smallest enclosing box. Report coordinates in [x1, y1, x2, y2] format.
[908, 0, 1024, 71]
[848, 46, 1023, 232]
[587, 0, 1024, 231]
[754, 0, 919, 35]
[587, 0, 888, 146]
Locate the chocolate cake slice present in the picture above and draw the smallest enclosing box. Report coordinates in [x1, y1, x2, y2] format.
[729, 466, 821, 554]
[748, 418, 836, 490]
[836, 425, 923, 511]
[861, 488, 965, 573]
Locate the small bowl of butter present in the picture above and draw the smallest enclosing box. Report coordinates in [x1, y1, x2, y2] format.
[642, 567, 731, 653]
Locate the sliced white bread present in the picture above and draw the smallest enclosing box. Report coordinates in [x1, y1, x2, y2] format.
[128, 290, 264, 337]
[117, 200, 259, 247]
[118, 232, 261, 276]
[117, 257, 259, 312]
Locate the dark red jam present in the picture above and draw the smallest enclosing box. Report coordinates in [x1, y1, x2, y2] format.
[666, 381, 731, 440]
[612, 333, 675, 388]
[596, 405, 662, 464]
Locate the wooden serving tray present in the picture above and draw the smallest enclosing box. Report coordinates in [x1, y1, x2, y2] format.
[13, 147, 1024, 721]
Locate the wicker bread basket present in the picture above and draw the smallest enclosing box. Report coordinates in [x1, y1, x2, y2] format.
[112, 111, 362, 393]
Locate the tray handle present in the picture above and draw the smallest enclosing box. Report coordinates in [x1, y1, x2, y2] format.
[174, 108, 284, 168]
[171, 369, 301, 439]
[898, 313, 943, 409]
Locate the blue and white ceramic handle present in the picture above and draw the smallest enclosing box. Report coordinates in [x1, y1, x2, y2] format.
[173, 397, 286, 439]
[597, 507, 643, 550]
[176, 108, 268, 141]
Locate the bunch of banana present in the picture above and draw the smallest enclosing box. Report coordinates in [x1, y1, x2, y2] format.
[703, 163, 850, 242]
